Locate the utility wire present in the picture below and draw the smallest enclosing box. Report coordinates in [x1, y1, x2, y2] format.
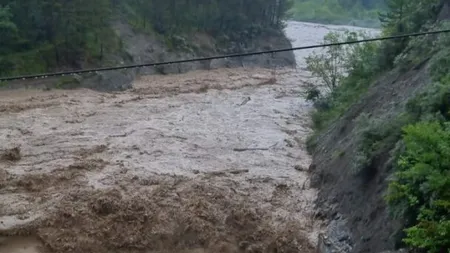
[1, 28, 450, 82]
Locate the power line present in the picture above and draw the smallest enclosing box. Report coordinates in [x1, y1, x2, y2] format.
[1, 28, 450, 82]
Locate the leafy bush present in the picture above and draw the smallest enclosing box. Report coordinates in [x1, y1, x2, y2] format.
[429, 24, 450, 82]
[304, 30, 380, 130]
[305, 31, 379, 94]
[351, 113, 408, 178]
[304, 84, 321, 102]
[406, 44, 450, 122]
[305, 32, 346, 93]
[375, 0, 443, 71]
[406, 82, 450, 122]
[386, 121, 450, 253]
[385, 67, 450, 251]
[394, 22, 450, 73]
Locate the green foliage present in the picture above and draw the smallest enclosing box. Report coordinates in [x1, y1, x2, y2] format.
[429, 25, 450, 82]
[376, 0, 442, 69]
[0, 5, 18, 53]
[393, 22, 450, 73]
[385, 71, 450, 251]
[0, 5, 18, 75]
[306, 32, 346, 92]
[351, 113, 409, 177]
[290, 0, 383, 27]
[305, 0, 449, 250]
[0, 0, 292, 77]
[304, 30, 380, 130]
[380, 0, 439, 34]
[387, 121, 450, 252]
[2, 44, 54, 76]
[406, 82, 450, 122]
[0, 0, 116, 76]
[109, 0, 292, 38]
[405, 41, 450, 123]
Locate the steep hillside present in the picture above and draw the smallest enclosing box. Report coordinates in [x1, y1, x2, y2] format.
[306, 0, 450, 252]
[0, 0, 295, 90]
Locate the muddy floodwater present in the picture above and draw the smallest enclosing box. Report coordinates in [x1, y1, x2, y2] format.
[0, 21, 376, 253]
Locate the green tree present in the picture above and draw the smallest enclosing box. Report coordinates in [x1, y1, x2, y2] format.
[387, 121, 450, 253]
[0, 5, 18, 75]
[0, 5, 18, 53]
[0, 0, 294, 76]
[304, 30, 378, 99]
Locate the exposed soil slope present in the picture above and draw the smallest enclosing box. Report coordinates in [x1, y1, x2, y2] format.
[309, 60, 433, 253]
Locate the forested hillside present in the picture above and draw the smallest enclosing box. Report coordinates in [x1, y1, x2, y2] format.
[291, 0, 385, 27]
[305, 0, 450, 251]
[0, 0, 292, 77]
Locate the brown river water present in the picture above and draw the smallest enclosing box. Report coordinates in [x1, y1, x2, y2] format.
[0, 21, 376, 253]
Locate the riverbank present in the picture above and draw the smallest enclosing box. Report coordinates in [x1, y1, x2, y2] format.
[0, 21, 379, 253]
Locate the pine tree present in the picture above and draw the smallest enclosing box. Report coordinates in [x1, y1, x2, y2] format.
[0, 5, 18, 53]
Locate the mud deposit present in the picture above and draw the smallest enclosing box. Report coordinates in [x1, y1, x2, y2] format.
[0, 21, 375, 253]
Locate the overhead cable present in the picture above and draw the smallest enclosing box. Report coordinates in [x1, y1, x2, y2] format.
[1, 28, 449, 82]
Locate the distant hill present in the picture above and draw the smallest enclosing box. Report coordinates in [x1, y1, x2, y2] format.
[0, 0, 294, 78]
[290, 0, 385, 27]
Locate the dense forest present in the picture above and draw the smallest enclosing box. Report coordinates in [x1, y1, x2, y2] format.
[305, 0, 449, 251]
[0, 0, 292, 76]
[291, 0, 385, 27]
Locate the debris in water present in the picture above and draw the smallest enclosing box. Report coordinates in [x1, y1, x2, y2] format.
[1, 147, 21, 161]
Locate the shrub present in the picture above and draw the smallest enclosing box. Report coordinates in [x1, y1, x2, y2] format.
[351, 113, 408, 178]
[406, 82, 450, 122]
[430, 49, 450, 84]
[304, 30, 380, 130]
[386, 121, 450, 253]
[305, 32, 346, 93]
